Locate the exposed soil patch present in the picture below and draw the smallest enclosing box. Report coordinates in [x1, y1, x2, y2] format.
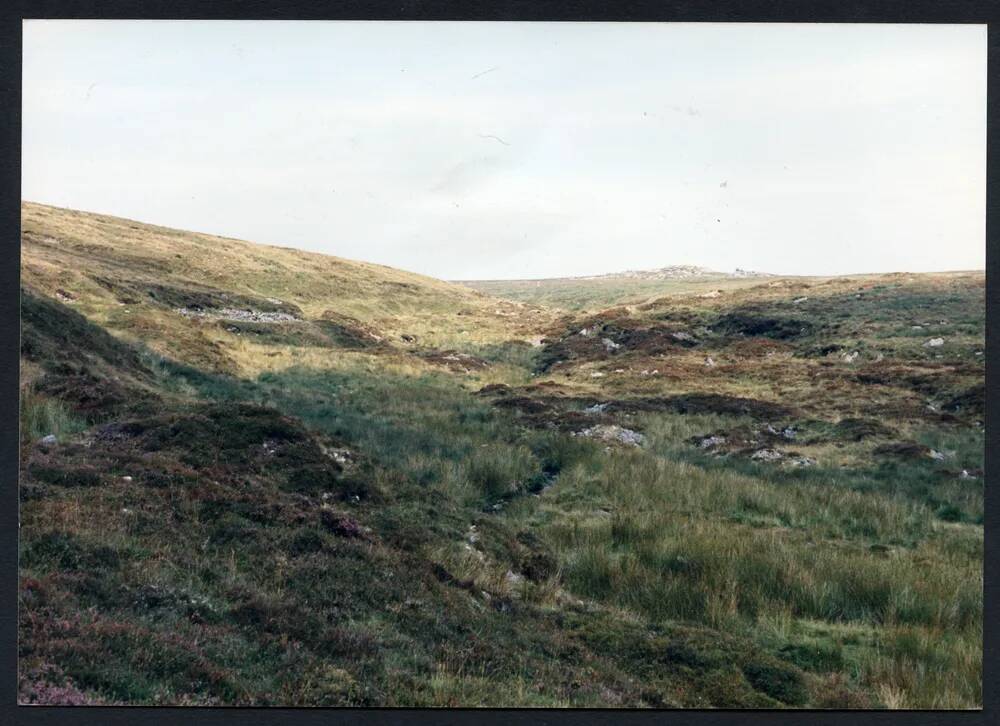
[317, 311, 385, 348]
[607, 394, 798, 420]
[216, 312, 386, 350]
[476, 383, 513, 397]
[872, 442, 936, 460]
[492, 396, 553, 416]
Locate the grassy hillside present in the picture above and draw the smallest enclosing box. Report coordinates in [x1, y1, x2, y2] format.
[18, 203, 983, 708]
[457, 273, 775, 312]
[21, 202, 554, 374]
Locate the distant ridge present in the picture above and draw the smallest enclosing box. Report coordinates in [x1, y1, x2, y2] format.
[458, 265, 773, 284]
[577, 265, 773, 281]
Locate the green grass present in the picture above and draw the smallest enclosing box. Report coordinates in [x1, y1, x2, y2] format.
[19, 387, 88, 444]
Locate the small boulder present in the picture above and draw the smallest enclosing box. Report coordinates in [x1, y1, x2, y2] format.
[39, 434, 58, 446]
[923, 338, 945, 348]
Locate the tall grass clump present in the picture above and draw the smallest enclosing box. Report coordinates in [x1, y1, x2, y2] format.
[19, 386, 87, 444]
[464, 444, 541, 503]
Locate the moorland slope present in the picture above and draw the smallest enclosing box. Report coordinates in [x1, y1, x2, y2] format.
[18, 203, 984, 708]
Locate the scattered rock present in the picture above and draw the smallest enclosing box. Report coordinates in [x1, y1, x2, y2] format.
[750, 448, 783, 462]
[590, 372, 606, 378]
[602, 337, 621, 352]
[39, 434, 58, 446]
[671, 331, 695, 342]
[791, 297, 808, 304]
[842, 351, 859, 363]
[704, 356, 716, 367]
[786, 456, 816, 467]
[584, 402, 609, 415]
[176, 307, 301, 323]
[321, 446, 351, 465]
[698, 435, 727, 449]
[574, 425, 645, 447]
[923, 338, 945, 348]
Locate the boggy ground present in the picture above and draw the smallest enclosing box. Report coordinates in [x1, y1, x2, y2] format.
[18, 204, 983, 708]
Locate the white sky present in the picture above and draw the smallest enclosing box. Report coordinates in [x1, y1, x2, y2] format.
[23, 21, 986, 279]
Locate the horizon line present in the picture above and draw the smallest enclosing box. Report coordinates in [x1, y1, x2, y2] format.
[21, 199, 986, 283]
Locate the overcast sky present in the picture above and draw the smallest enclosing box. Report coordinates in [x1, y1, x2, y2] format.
[23, 21, 986, 279]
